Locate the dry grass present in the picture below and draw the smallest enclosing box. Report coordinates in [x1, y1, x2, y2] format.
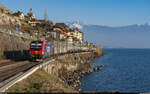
[7, 69, 76, 93]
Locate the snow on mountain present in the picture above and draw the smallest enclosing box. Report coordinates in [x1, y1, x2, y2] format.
[65, 20, 83, 30]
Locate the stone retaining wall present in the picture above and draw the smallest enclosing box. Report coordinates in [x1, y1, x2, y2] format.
[42, 51, 104, 89]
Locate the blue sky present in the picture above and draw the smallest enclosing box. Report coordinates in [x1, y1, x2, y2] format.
[1, 0, 150, 26]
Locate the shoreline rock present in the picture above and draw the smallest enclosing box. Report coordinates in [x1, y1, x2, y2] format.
[46, 51, 105, 91]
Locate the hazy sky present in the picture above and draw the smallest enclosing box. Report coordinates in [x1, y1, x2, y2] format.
[1, 0, 150, 26]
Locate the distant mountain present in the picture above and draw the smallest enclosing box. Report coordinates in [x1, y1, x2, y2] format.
[82, 23, 150, 48]
[83, 23, 150, 32]
[66, 21, 150, 48]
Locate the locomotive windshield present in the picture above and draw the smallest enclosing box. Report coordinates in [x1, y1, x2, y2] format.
[30, 41, 43, 51]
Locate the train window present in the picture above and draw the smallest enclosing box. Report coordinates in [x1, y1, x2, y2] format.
[31, 41, 43, 51]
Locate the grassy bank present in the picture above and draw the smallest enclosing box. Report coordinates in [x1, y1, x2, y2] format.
[7, 69, 77, 93]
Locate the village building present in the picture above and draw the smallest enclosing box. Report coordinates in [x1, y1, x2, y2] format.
[53, 23, 71, 40]
[47, 31, 57, 39]
[66, 31, 74, 37]
[78, 31, 84, 43]
[50, 23, 84, 44]
[27, 19, 44, 26]
[25, 12, 35, 20]
[72, 28, 84, 43]
[67, 36, 73, 44]
[13, 11, 24, 19]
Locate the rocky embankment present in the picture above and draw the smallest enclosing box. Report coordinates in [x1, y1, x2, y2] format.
[43, 49, 105, 91]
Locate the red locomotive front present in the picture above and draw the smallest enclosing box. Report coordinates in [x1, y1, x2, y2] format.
[30, 41, 46, 60]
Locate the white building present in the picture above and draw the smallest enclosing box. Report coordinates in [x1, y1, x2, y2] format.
[67, 36, 73, 44]
[73, 28, 84, 43]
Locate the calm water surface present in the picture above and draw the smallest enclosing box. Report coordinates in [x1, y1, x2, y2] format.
[79, 49, 150, 93]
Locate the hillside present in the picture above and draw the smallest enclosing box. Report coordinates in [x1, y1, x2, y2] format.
[0, 5, 21, 26]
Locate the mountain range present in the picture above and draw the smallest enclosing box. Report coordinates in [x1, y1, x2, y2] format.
[66, 21, 150, 48]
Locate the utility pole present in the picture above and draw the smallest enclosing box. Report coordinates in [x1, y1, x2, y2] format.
[44, 9, 48, 22]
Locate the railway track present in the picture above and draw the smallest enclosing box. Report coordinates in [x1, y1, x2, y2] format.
[0, 61, 42, 85]
[0, 51, 92, 91]
[0, 60, 17, 68]
[0, 51, 90, 82]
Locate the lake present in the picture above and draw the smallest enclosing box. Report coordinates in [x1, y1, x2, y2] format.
[79, 49, 150, 93]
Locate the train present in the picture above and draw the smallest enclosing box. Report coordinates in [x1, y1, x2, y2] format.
[29, 40, 95, 61]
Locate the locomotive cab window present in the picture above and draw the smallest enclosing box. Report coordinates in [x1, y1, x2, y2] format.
[30, 41, 43, 51]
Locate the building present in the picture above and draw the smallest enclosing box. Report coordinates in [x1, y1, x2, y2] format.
[73, 28, 84, 43]
[67, 36, 73, 44]
[53, 23, 71, 40]
[19, 13, 24, 19]
[78, 31, 84, 43]
[26, 12, 35, 20]
[54, 23, 73, 33]
[27, 19, 43, 26]
[47, 31, 57, 39]
[53, 23, 84, 44]
[13, 11, 24, 19]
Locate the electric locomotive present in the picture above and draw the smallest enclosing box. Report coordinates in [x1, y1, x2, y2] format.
[29, 40, 53, 61]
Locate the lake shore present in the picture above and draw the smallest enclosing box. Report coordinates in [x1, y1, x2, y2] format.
[7, 49, 105, 93]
